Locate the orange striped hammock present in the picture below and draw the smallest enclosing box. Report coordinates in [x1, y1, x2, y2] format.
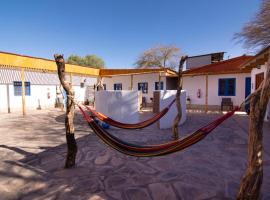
[84, 98, 176, 129]
[78, 105, 238, 157]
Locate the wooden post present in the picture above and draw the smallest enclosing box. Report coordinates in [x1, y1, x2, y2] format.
[70, 73, 73, 85]
[54, 54, 77, 168]
[130, 75, 133, 90]
[172, 55, 188, 139]
[21, 68, 26, 116]
[7, 84, 10, 113]
[158, 72, 161, 90]
[237, 58, 270, 200]
[205, 74, 208, 113]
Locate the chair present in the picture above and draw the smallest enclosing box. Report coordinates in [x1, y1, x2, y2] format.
[221, 98, 233, 111]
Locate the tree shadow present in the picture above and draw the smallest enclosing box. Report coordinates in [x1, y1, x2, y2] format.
[0, 111, 269, 200]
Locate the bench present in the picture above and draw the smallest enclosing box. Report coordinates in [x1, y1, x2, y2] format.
[221, 98, 233, 111]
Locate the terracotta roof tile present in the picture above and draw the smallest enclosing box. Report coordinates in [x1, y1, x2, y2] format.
[183, 55, 254, 76]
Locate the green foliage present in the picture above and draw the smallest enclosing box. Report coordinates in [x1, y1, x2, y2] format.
[67, 54, 105, 68]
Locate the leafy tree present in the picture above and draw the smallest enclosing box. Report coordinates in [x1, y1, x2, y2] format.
[67, 55, 84, 66]
[135, 45, 181, 69]
[234, 0, 270, 50]
[67, 54, 105, 68]
[84, 55, 105, 68]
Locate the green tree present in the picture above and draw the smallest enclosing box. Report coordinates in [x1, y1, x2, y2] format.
[135, 45, 181, 69]
[67, 54, 105, 68]
[67, 55, 84, 66]
[84, 55, 105, 68]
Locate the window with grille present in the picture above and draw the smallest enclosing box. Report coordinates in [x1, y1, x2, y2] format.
[114, 83, 122, 90]
[155, 81, 164, 90]
[138, 82, 148, 94]
[218, 78, 235, 96]
[13, 81, 31, 96]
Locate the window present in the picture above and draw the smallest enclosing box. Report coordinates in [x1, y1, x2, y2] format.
[80, 82, 84, 88]
[138, 82, 148, 94]
[114, 83, 122, 90]
[13, 81, 31, 96]
[103, 84, 106, 90]
[155, 82, 164, 90]
[218, 78, 236, 96]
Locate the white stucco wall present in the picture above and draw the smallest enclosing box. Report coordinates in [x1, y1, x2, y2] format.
[0, 68, 97, 113]
[159, 90, 186, 129]
[183, 73, 251, 107]
[95, 90, 140, 124]
[251, 63, 270, 121]
[186, 55, 211, 70]
[0, 84, 57, 113]
[102, 72, 167, 103]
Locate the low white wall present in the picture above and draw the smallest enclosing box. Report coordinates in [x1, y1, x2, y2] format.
[102, 72, 167, 103]
[159, 90, 187, 129]
[95, 90, 140, 124]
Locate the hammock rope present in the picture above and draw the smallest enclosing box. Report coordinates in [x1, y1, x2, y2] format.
[78, 105, 238, 157]
[84, 98, 176, 129]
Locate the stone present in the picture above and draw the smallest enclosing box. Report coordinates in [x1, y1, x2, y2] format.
[148, 182, 178, 200]
[94, 152, 111, 165]
[124, 187, 151, 200]
[173, 181, 217, 200]
[104, 175, 129, 190]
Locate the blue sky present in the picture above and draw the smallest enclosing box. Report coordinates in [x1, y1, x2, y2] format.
[0, 0, 260, 68]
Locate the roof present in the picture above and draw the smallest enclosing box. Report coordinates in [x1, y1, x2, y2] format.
[187, 52, 225, 59]
[100, 68, 177, 76]
[0, 51, 178, 77]
[0, 51, 100, 76]
[183, 55, 253, 76]
[240, 46, 270, 69]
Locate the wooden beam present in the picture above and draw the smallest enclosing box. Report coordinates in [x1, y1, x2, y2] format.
[54, 54, 77, 168]
[173, 56, 188, 139]
[205, 74, 208, 113]
[237, 57, 270, 199]
[0, 51, 100, 76]
[130, 75, 133, 90]
[21, 68, 26, 116]
[6, 84, 10, 113]
[158, 72, 161, 90]
[70, 73, 73, 85]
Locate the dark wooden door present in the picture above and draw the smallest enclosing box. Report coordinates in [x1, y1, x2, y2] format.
[255, 72, 264, 89]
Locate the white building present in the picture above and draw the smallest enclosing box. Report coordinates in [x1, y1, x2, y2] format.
[100, 68, 178, 105]
[182, 55, 253, 111]
[186, 52, 225, 70]
[240, 46, 270, 121]
[0, 51, 97, 114]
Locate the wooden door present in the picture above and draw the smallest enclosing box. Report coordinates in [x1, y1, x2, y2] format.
[255, 72, 264, 89]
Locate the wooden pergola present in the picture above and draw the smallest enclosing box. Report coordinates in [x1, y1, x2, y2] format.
[0, 51, 177, 115]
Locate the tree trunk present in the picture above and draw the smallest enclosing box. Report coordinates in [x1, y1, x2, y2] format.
[237, 59, 270, 199]
[54, 54, 77, 168]
[172, 56, 188, 139]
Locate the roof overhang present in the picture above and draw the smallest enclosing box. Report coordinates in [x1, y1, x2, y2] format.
[0, 51, 179, 77]
[183, 70, 251, 77]
[241, 46, 270, 69]
[0, 51, 100, 77]
[99, 68, 178, 77]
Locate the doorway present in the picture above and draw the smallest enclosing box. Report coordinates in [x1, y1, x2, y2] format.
[255, 72, 264, 89]
[245, 77, 251, 112]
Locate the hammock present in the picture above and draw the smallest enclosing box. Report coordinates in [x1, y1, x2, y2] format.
[84, 98, 176, 129]
[78, 105, 238, 157]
